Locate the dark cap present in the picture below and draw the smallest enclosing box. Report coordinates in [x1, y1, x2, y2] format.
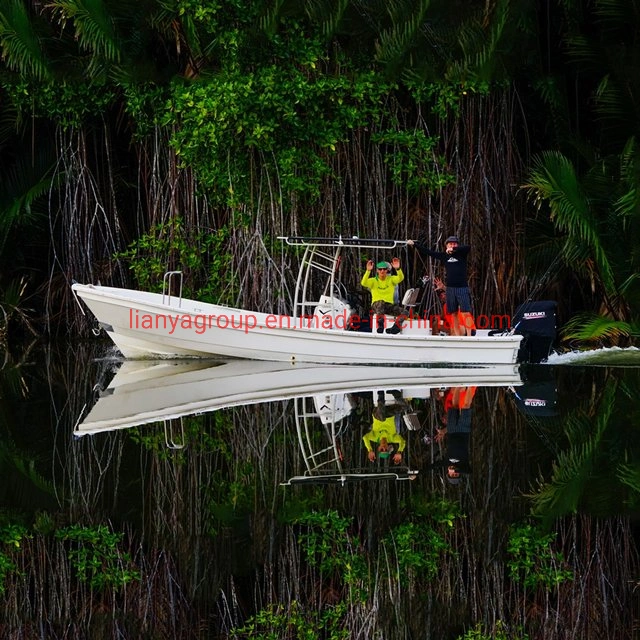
[445, 236, 459, 244]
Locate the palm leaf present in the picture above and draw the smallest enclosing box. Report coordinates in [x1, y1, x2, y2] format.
[304, 0, 351, 41]
[375, 0, 432, 70]
[615, 137, 640, 218]
[561, 312, 638, 342]
[0, 146, 57, 259]
[617, 463, 640, 496]
[0, 0, 52, 80]
[153, 0, 204, 73]
[452, 0, 509, 82]
[529, 384, 615, 520]
[47, 0, 122, 63]
[522, 151, 616, 293]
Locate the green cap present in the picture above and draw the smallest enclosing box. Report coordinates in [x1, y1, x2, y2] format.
[376, 261, 389, 269]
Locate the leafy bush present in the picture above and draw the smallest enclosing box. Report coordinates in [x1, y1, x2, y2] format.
[55, 524, 141, 591]
[507, 523, 573, 590]
[115, 217, 233, 303]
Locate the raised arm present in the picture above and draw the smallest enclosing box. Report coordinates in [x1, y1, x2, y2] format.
[361, 260, 375, 287]
[407, 240, 446, 261]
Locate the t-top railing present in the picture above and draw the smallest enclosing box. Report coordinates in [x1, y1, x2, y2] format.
[279, 236, 407, 320]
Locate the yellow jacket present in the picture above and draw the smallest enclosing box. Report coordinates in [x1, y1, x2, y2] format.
[361, 269, 404, 304]
[362, 415, 406, 452]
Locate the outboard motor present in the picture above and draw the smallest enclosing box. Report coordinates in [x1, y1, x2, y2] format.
[512, 300, 557, 363]
[511, 367, 558, 417]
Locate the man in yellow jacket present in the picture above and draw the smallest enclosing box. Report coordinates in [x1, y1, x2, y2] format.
[361, 257, 406, 333]
[363, 411, 406, 464]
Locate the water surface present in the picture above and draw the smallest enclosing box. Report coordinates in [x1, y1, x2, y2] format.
[1, 341, 639, 638]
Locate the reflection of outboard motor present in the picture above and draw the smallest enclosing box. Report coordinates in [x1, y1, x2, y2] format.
[513, 301, 557, 363]
[511, 372, 558, 418]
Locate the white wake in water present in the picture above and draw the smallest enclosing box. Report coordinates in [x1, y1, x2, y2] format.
[546, 346, 640, 366]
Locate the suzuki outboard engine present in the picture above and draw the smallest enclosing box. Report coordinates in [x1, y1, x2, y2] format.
[511, 366, 558, 417]
[512, 300, 557, 363]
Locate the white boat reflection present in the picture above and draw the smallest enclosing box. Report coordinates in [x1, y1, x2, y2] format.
[74, 359, 523, 437]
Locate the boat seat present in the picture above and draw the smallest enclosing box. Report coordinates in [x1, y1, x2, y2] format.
[402, 413, 421, 431]
[402, 287, 421, 308]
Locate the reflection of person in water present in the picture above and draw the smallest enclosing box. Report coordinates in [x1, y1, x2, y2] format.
[435, 386, 476, 483]
[363, 391, 408, 464]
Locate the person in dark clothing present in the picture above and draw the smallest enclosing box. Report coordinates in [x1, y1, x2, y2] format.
[434, 386, 476, 483]
[407, 235, 475, 336]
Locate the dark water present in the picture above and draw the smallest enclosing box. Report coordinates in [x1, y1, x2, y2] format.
[1, 340, 639, 639]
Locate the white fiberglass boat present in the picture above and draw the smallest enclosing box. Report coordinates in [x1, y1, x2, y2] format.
[72, 237, 529, 365]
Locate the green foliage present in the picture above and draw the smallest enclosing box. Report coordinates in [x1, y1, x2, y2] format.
[457, 620, 529, 640]
[507, 523, 573, 590]
[561, 313, 639, 343]
[372, 128, 455, 195]
[0, 0, 53, 81]
[47, 0, 123, 66]
[165, 64, 394, 204]
[115, 217, 233, 303]
[406, 79, 490, 118]
[129, 412, 236, 460]
[384, 498, 460, 583]
[122, 83, 172, 138]
[128, 425, 182, 460]
[231, 600, 349, 640]
[3, 79, 115, 129]
[527, 383, 619, 522]
[55, 524, 141, 590]
[33, 511, 56, 536]
[204, 462, 254, 536]
[0, 523, 29, 547]
[0, 552, 16, 595]
[295, 510, 367, 599]
[0, 524, 29, 594]
[523, 151, 616, 293]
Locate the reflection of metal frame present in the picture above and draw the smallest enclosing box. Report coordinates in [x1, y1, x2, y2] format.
[294, 396, 347, 476]
[284, 393, 419, 486]
[282, 470, 419, 486]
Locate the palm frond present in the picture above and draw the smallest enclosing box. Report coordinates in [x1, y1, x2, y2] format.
[617, 272, 640, 297]
[0, 276, 37, 337]
[257, 0, 287, 37]
[455, 0, 509, 82]
[561, 312, 637, 341]
[375, 0, 431, 70]
[0, 146, 56, 259]
[522, 151, 616, 293]
[0, 0, 52, 80]
[47, 0, 122, 64]
[617, 463, 640, 496]
[529, 386, 615, 520]
[615, 137, 640, 218]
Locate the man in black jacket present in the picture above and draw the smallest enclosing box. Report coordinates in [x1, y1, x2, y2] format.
[407, 235, 475, 336]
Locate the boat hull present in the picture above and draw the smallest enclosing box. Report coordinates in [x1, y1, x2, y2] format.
[75, 359, 523, 436]
[72, 283, 522, 365]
